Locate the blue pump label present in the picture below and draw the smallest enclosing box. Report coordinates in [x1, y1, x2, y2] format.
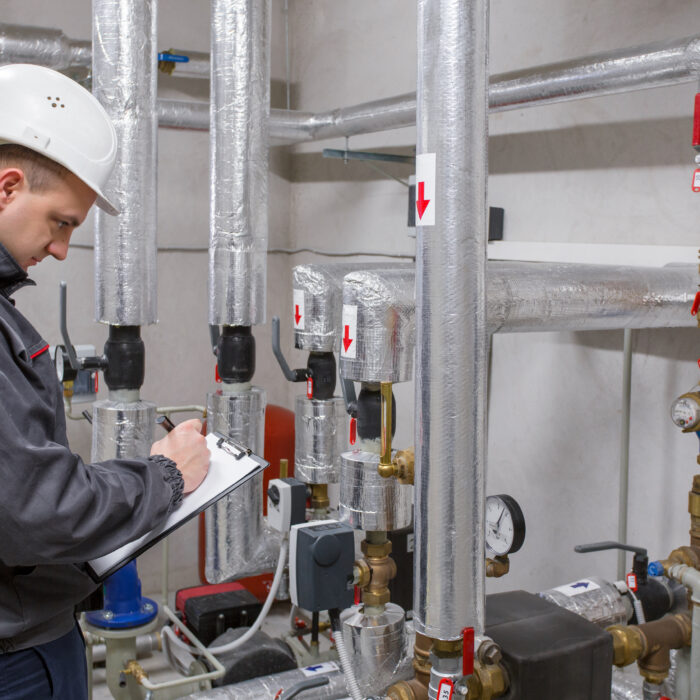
[301, 661, 339, 677]
[553, 578, 600, 597]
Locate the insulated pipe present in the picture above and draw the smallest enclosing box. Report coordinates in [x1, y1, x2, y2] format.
[92, 0, 158, 326]
[414, 0, 489, 644]
[0, 23, 90, 69]
[209, 0, 270, 327]
[341, 263, 695, 335]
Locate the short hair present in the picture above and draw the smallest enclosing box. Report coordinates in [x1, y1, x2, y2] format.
[0, 143, 71, 192]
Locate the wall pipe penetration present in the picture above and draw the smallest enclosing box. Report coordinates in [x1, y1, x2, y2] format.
[414, 0, 489, 646]
[3, 23, 700, 140]
[92, 0, 158, 326]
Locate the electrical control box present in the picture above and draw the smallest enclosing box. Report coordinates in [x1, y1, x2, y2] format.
[267, 478, 307, 532]
[485, 590, 613, 700]
[289, 520, 355, 612]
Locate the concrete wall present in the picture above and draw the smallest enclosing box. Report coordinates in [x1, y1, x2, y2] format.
[287, 0, 700, 598]
[2, 1, 699, 609]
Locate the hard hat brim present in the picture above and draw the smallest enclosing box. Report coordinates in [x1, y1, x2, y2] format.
[95, 193, 120, 217]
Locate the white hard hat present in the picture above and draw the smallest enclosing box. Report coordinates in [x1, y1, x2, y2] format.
[0, 64, 119, 215]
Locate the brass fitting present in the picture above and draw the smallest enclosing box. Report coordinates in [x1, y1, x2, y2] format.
[378, 447, 415, 484]
[485, 555, 510, 578]
[690, 474, 700, 547]
[358, 537, 396, 608]
[378, 381, 393, 475]
[660, 545, 700, 572]
[465, 660, 509, 700]
[62, 380, 74, 398]
[608, 625, 646, 667]
[386, 633, 432, 700]
[608, 613, 691, 684]
[432, 638, 463, 658]
[310, 483, 329, 510]
[122, 660, 149, 685]
[353, 558, 371, 588]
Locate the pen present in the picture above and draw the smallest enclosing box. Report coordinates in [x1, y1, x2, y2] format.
[156, 415, 176, 433]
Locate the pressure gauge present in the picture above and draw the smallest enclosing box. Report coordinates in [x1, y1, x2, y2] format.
[485, 494, 526, 556]
[54, 345, 77, 383]
[670, 392, 700, 432]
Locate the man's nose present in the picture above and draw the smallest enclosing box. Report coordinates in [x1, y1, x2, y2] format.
[47, 238, 70, 261]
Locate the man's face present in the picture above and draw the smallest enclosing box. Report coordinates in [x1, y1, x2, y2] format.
[0, 168, 96, 271]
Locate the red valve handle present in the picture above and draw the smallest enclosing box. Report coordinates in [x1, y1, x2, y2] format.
[463, 626, 475, 676]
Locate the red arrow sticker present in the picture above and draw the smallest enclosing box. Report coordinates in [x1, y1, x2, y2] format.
[416, 153, 436, 226]
[293, 289, 305, 330]
[341, 305, 357, 359]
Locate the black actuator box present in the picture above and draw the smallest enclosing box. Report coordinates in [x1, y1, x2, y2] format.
[289, 521, 355, 612]
[485, 590, 613, 700]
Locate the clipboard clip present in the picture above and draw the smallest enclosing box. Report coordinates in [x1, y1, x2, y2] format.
[214, 432, 252, 461]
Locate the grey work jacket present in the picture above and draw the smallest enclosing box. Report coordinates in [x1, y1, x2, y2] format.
[0, 244, 182, 652]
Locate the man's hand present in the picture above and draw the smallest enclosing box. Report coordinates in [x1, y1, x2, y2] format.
[151, 419, 210, 494]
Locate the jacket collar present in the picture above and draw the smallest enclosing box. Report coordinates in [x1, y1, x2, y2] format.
[0, 243, 35, 299]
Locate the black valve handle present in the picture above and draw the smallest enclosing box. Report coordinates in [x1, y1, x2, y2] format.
[59, 282, 107, 373]
[575, 540, 649, 582]
[271, 316, 308, 383]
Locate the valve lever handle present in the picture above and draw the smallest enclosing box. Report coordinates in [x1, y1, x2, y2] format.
[271, 316, 308, 383]
[575, 540, 647, 556]
[59, 281, 81, 371]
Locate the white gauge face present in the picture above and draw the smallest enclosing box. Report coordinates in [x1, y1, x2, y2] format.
[671, 396, 700, 430]
[55, 348, 64, 382]
[485, 496, 515, 556]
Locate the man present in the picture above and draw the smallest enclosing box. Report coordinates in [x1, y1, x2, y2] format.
[0, 64, 210, 698]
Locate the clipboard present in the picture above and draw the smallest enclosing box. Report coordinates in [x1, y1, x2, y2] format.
[85, 432, 268, 582]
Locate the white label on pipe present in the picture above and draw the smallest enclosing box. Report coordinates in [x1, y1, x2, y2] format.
[341, 304, 357, 359]
[301, 661, 339, 677]
[438, 678, 454, 700]
[415, 152, 436, 226]
[293, 289, 305, 330]
[552, 578, 600, 597]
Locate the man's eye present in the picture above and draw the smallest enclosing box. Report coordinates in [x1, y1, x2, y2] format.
[57, 221, 69, 229]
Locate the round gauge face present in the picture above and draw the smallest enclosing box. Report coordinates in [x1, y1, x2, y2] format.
[55, 347, 65, 382]
[670, 396, 700, 430]
[485, 494, 526, 556]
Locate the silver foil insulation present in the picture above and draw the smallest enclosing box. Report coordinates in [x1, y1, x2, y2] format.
[209, 0, 270, 327]
[339, 450, 413, 531]
[340, 268, 416, 384]
[539, 577, 631, 628]
[415, 0, 489, 643]
[292, 263, 412, 353]
[91, 400, 156, 461]
[294, 396, 348, 484]
[343, 604, 412, 696]
[92, 0, 158, 326]
[205, 387, 278, 583]
[0, 23, 91, 70]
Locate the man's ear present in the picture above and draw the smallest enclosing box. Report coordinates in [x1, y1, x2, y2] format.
[0, 168, 25, 211]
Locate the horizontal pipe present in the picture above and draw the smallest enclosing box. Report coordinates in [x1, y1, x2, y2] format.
[340, 263, 695, 337]
[33, 32, 693, 139]
[488, 262, 696, 332]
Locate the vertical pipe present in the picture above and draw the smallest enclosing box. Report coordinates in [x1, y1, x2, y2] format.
[617, 328, 633, 580]
[92, 0, 158, 326]
[414, 0, 489, 641]
[209, 0, 270, 327]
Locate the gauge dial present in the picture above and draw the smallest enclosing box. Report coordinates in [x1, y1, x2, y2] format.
[54, 345, 77, 383]
[670, 393, 700, 431]
[485, 494, 526, 556]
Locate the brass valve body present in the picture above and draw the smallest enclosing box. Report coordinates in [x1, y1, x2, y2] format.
[358, 537, 396, 607]
[310, 483, 330, 510]
[378, 447, 415, 484]
[465, 660, 509, 700]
